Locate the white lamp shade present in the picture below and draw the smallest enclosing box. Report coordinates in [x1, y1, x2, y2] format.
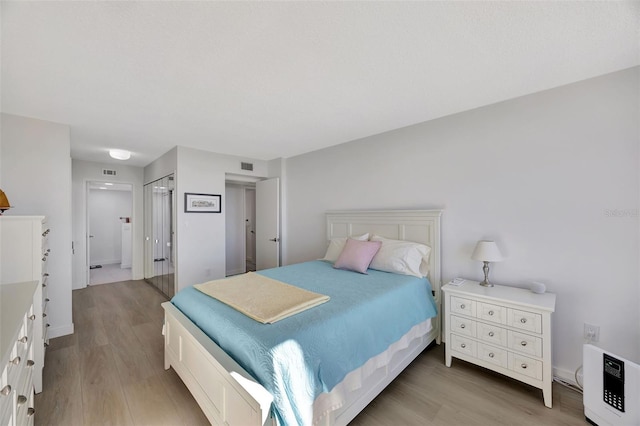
[109, 149, 131, 160]
[471, 241, 503, 262]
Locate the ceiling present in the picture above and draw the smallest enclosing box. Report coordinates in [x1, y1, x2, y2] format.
[2, 1, 638, 167]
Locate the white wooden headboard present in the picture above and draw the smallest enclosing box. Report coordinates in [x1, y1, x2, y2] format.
[325, 209, 443, 294]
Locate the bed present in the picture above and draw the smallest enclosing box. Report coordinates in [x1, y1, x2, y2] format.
[162, 209, 443, 425]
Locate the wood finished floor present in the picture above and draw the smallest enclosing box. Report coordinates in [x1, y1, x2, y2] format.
[36, 279, 586, 425]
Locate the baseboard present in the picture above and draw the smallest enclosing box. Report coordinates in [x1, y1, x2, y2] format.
[91, 259, 119, 266]
[49, 323, 74, 339]
[553, 365, 581, 387]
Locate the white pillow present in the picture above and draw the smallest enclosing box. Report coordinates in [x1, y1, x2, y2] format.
[369, 235, 431, 278]
[321, 233, 370, 263]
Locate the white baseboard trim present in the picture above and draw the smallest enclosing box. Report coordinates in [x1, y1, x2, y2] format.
[553, 366, 582, 387]
[49, 323, 74, 339]
[91, 259, 119, 266]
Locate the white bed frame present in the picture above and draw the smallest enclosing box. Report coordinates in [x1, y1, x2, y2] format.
[162, 209, 443, 426]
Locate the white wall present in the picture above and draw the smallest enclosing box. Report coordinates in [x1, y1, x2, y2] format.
[0, 113, 74, 338]
[88, 189, 132, 265]
[145, 146, 272, 292]
[284, 68, 640, 377]
[72, 160, 144, 289]
[225, 183, 245, 276]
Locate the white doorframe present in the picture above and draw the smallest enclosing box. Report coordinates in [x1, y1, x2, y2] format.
[86, 180, 134, 286]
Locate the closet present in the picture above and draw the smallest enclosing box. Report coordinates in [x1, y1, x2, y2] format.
[144, 174, 175, 297]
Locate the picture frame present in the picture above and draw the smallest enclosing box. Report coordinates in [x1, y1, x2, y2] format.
[184, 193, 221, 213]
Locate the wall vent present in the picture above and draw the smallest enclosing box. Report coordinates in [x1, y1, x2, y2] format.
[241, 162, 254, 171]
[102, 169, 117, 176]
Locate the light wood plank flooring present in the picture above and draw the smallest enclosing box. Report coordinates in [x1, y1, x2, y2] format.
[36, 279, 586, 425]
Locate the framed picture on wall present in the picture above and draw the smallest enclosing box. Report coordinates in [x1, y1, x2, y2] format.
[184, 193, 221, 213]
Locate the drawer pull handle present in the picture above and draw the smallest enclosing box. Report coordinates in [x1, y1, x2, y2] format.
[488, 310, 494, 316]
[0, 385, 10, 396]
[27, 360, 35, 367]
[521, 341, 527, 346]
[42, 257, 47, 262]
[460, 324, 466, 329]
[18, 336, 28, 344]
[17, 395, 27, 405]
[28, 407, 35, 417]
[460, 343, 466, 349]
[488, 331, 494, 337]
[29, 314, 36, 320]
[460, 304, 465, 309]
[44, 273, 49, 277]
[11, 356, 21, 365]
[45, 298, 50, 302]
[521, 363, 527, 369]
[520, 318, 527, 324]
[489, 353, 495, 358]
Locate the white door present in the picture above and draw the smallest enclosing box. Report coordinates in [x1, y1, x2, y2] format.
[256, 178, 280, 270]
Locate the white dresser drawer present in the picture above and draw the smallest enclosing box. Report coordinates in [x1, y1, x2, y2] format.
[509, 352, 542, 380]
[508, 330, 542, 357]
[450, 315, 476, 338]
[450, 334, 477, 357]
[477, 342, 508, 368]
[450, 296, 476, 317]
[508, 308, 542, 334]
[477, 302, 507, 325]
[477, 322, 507, 346]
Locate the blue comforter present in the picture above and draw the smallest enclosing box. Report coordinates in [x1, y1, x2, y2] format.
[171, 260, 437, 425]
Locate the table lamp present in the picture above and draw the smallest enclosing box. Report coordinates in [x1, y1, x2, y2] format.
[471, 240, 503, 287]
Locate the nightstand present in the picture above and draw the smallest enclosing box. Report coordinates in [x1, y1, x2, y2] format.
[442, 280, 556, 408]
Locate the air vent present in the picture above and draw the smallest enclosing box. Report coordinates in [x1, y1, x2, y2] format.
[102, 169, 117, 176]
[241, 162, 254, 171]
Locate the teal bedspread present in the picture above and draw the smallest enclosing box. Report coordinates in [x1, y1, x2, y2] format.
[171, 260, 437, 425]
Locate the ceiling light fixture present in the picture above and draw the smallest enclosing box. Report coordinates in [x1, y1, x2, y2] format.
[109, 149, 131, 160]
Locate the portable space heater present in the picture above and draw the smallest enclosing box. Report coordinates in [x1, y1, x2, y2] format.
[583, 344, 639, 425]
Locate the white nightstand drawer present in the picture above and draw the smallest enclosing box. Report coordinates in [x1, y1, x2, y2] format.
[508, 330, 542, 357]
[478, 343, 508, 368]
[477, 322, 507, 346]
[477, 302, 507, 325]
[508, 308, 542, 334]
[450, 315, 476, 337]
[509, 353, 542, 380]
[450, 296, 476, 317]
[450, 334, 477, 357]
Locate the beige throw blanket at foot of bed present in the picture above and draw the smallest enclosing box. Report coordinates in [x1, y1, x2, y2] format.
[194, 272, 330, 324]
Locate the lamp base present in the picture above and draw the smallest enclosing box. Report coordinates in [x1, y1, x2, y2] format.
[479, 280, 494, 287]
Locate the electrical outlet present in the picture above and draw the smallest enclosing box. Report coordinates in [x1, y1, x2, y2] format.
[584, 323, 600, 342]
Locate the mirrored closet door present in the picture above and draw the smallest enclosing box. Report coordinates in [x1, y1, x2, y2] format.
[144, 174, 175, 297]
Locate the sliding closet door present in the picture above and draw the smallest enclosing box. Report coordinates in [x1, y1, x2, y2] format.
[144, 173, 175, 298]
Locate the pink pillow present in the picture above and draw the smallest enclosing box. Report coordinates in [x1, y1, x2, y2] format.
[333, 239, 382, 274]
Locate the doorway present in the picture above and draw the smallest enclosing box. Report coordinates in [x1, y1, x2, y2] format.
[87, 181, 133, 285]
[225, 182, 256, 276]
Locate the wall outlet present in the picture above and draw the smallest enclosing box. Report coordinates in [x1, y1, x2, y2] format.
[584, 323, 600, 342]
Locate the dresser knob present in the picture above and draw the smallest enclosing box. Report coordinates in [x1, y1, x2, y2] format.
[521, 363, 528, 369]
[0, 385, 10, 396]
[460, 324, 466, 329]
[460, 343, 466, 349]
[488, 332, 494, 337]
[17, 395, 27, 405]
[521, 341, 527, 346]
[42, 257, 47, 262]
[488, 310, 494, 316]
[18, 336, 28, 344]
[45, 298, 50, 302]
[11, 356, 20, 365]
[520, 318, 527, 324]
[29, 314, 36, 321]
[460, 304, 465, 309]
[43, 273, 49, 277]
[489, 353, 495, 358]
[27, 360, 35, 367]
[28, 408, 35, 417]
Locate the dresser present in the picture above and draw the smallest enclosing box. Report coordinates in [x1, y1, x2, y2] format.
[442, 280, 556, 407]
[0, 216, 49, 394]
[0, 281, 39, 426]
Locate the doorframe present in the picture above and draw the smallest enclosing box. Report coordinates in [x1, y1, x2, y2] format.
[85, 180, 134, 287]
